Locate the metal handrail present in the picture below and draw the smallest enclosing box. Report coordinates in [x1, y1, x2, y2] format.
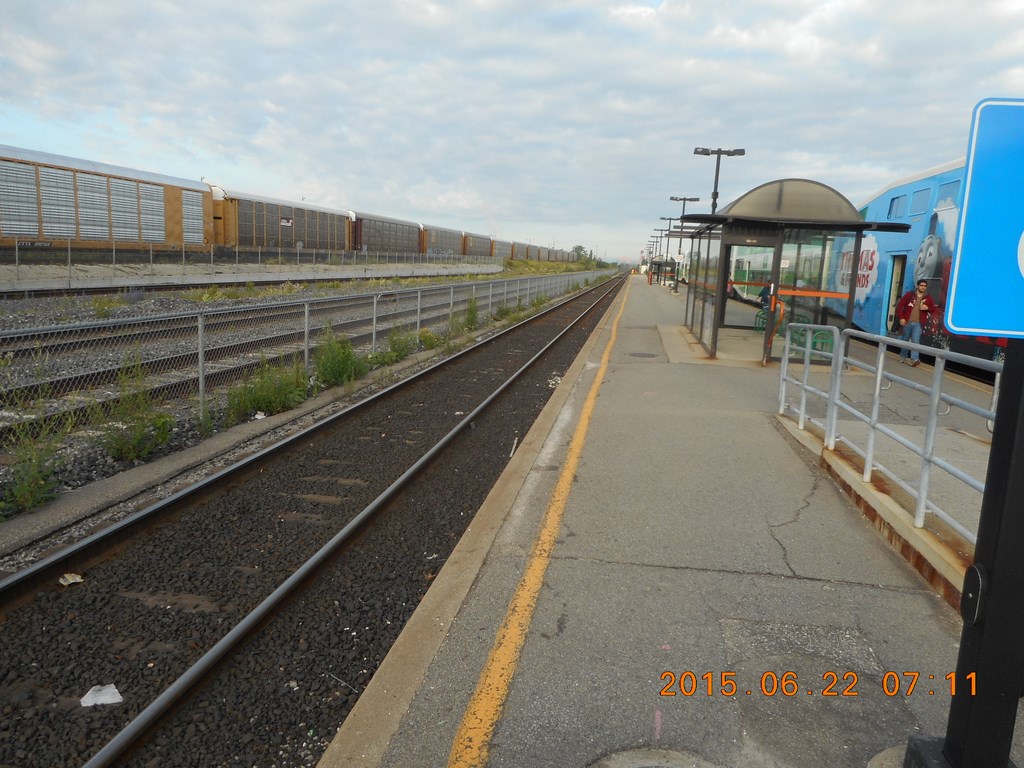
[779, 324, 1002, 544]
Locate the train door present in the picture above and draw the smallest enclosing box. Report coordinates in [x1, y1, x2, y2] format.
[352, 218, 364, 252]
[886, 254, 907, 335]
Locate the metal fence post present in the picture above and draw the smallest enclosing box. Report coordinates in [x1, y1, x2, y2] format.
[197, 313, 206, 418]
[915, 360, 947, 527]
[416, 289, 422, 338]
[862, 343, 888, 482]
[303, 302, 311, 385]
[372, 294, 379, 353]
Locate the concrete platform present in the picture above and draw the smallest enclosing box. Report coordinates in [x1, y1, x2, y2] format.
[321, 275, 1024, 768]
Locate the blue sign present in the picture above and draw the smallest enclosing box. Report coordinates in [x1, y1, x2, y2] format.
[946, 98, 1024, 337]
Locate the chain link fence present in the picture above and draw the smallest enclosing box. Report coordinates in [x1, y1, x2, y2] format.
[1, 244, 506, 277]
[1, 272, 613, 439]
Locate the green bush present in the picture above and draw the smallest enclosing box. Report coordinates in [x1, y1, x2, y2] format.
[492, 304, 515, 321]
[465, 297, 479, 331]
[314, 333, 369, 389]
[226, 358, 308, 424]
[0, 412, 69, 517]
[103, 411, 174, 462]
[101, 356, 175, 462]
[368, 330, 417, 368]
[92, 295, 126, 319]
[418, 328, 442, 350]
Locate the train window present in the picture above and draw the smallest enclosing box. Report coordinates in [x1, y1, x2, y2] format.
[936, 180, 961, 210]
[887, 195, 906, 219]
[910, 188, 931, 216]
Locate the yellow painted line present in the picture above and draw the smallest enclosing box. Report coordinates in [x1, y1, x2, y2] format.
[447, 279, 631, 768]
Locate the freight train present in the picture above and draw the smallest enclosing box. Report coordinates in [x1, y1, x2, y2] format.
[0, 145, 570, 262]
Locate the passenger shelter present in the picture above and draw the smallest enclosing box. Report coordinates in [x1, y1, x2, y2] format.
[680, 178, 909, 363]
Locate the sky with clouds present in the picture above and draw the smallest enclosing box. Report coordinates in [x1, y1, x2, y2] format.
[3, 0, 1023, 264]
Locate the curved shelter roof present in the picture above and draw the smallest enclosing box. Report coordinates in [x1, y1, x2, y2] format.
[721, 178, 859, 222]
[682, 178, 908, 232]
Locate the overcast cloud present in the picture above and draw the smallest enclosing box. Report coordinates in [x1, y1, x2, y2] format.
[3, 0, 1023, 262]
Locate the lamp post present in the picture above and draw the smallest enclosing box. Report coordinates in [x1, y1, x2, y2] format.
[654, 227, 669, 260]
[669, 196, 699, 255]
[660, 216, 680, 251]
[693, 148, 745, 214]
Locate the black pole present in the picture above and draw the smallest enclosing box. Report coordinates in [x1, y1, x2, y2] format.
[678, 200, 686, 255]
[906, 338, 1024, 767]
[711, 154, 723, 214]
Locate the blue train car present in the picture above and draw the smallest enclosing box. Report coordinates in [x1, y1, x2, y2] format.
[824, 160, 1000, 359]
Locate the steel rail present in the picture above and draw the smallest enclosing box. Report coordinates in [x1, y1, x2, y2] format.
[0, 293, 478, 444]
[76, 275, 621, 768]
[0, 275, 620, 604]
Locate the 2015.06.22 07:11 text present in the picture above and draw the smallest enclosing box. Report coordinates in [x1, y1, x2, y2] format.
[659, 671, 977, 697]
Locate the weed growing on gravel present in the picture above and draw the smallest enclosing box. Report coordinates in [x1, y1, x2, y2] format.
[367, 330, 418, 368]
[184, 281, 293, 303]
[226, 358, 308, 424]
[195, 403, 217, 439]
[100, 355, 175, 462]
[313, 329, 369, 389]
[493, 300, 528, 327]
[464, 297, 479, 331]
[418, 328, 442, 350]
[491, 304, 515, 322]
[91, 294, 126, 319]
[0, 398, 70, 518]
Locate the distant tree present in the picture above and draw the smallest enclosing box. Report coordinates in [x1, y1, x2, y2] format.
[570, 244, 616, 269]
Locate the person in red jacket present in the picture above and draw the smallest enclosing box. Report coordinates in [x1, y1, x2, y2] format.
[896, 279, 939, 366]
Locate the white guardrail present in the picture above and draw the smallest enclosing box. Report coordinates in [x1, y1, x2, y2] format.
[778, 324, 1002, 545]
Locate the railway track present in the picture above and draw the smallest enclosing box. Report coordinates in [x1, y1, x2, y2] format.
[0, 278, 567, 446]
[0, 275, 624, 767]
